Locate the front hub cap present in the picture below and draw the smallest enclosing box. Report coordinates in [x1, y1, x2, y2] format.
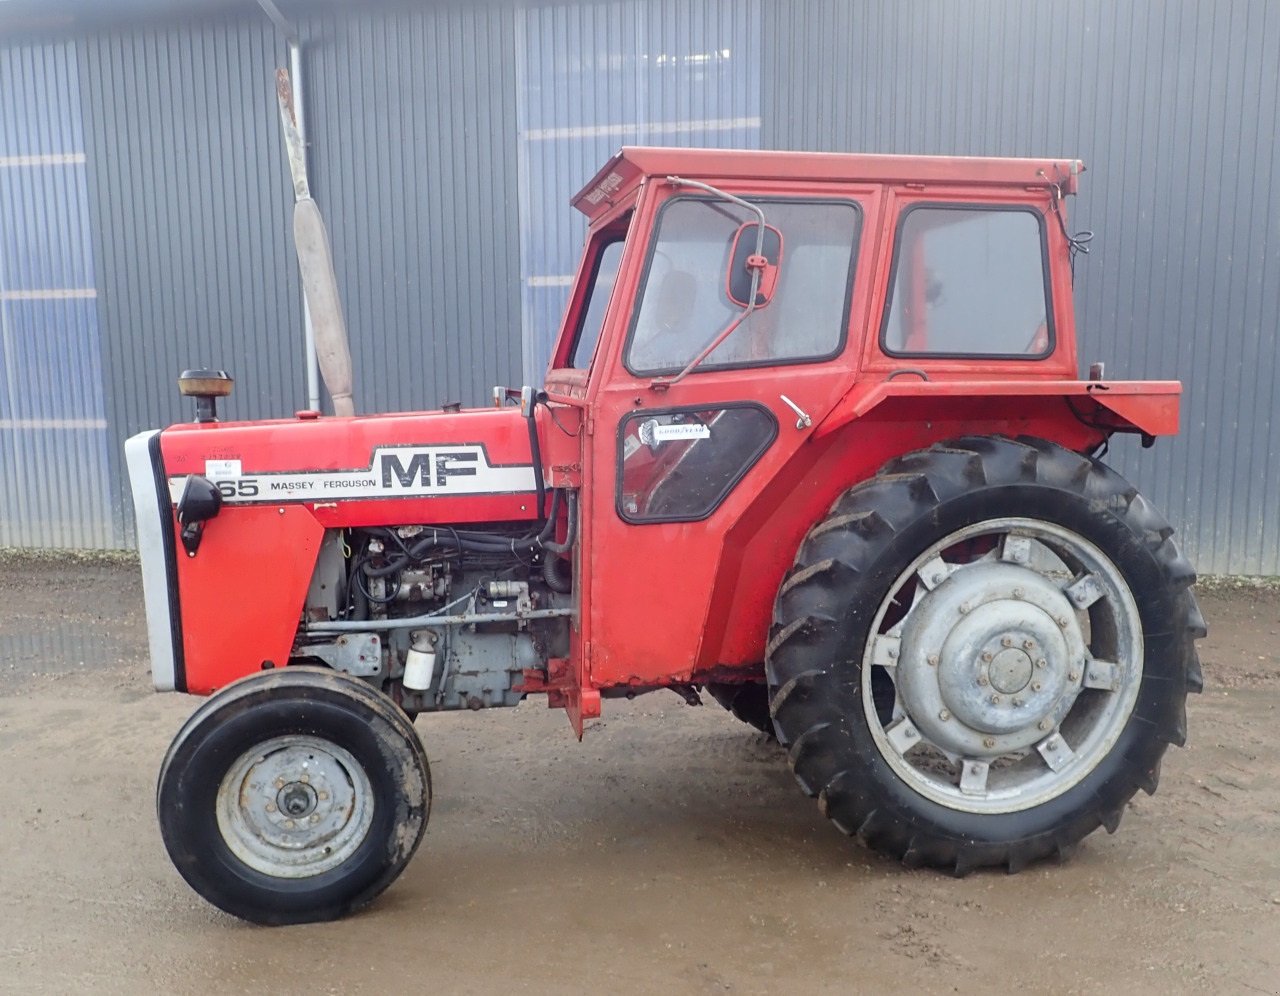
[897, 562, 1086, 757]
[216, 735, 374, 878]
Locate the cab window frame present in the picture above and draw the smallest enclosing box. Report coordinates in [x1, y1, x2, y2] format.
[878, 202, 1056, 361]
[622, 194, 863, 378]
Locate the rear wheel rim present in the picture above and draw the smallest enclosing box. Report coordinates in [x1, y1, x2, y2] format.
[862, 517, 1143, 815]
[216, 734, 374, 878]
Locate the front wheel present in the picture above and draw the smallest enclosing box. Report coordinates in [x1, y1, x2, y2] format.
[767, 436, 1204, 874]
[157, 667, 430, 924]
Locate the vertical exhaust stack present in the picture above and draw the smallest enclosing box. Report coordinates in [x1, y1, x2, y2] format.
[276, 69, 355, 417]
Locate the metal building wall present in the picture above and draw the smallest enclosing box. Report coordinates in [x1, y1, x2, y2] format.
[300, 4, 524, 413]
[760, 0, 1280, 574]
[73, 4, 526, 545]
[77, 16, 304, 545]
[0, 39, 114, 548]
[514, 0, 762, 382]
[2, 0, 1278, 574]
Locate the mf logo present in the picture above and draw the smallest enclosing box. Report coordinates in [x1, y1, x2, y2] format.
[380, 449, 479, 489]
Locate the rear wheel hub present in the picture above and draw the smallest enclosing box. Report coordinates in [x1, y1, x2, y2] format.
[896, 561, 1086, 757]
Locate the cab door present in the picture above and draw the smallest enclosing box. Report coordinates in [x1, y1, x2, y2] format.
[582, 183, 881, 688]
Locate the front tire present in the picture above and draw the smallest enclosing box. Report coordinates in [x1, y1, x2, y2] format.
[157, 667, 430, 924]
[766, 436, 1204, 874]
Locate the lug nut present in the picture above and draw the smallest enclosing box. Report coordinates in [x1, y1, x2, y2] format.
[990, 694, 1002, 705]
[1039, 719, 1052, 731]
[977, 675, 990, 686]
[310, 814, 320, 824]
[265, 802, 277, 813]
[1023, 639, 1035, 650]
[1069, 671, 1080, 683]
[939, 709, 951, 721]
[981, 651, 993, 663]
[959, 602, 971, 615]
[1057, 617, 1069, 628]
[1036, 658, 1048, 669]
[299, 774, 310, 784]
[318, 791, 329, 801]
[1001, 636, 1013, 648]
[927, 654, 939, 666]
[1013, 587, 1025, 598]
[275, 778, 285, 789]
[1012, 698, 1023, 707]
[983, 737, 996, 749]
[1031, 681, 1042, 692]
[284, 819, 295, 829]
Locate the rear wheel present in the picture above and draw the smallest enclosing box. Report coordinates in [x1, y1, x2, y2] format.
[157, 667, 430, 924]
[767, 436, 1204, 874]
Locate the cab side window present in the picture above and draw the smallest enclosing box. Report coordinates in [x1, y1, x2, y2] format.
[881, 206, 1053, 358]
[567, 240, 624, 369]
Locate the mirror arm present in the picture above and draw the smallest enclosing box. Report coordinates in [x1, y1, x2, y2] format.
[650, 176, 765, 391]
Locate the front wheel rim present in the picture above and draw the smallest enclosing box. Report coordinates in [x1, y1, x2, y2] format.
[216, 734, 375, 878]
[863, 517, 1143, 815]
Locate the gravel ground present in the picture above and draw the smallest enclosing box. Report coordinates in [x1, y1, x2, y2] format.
[0, 554, 1278, 994]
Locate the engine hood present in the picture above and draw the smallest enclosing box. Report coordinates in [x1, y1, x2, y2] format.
[158, 406, 541, 526]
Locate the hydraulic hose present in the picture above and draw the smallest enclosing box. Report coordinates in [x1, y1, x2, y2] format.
[542, 551, 572, 593]
[542, 490, 577, 555]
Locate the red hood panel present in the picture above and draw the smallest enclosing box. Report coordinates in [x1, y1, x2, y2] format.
[160, 407, 539, 525]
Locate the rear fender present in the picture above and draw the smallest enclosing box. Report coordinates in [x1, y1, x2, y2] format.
[813, 379, 1181, 442]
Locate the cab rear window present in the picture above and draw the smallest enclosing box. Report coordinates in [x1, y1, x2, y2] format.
[881, 206, 1053, 358]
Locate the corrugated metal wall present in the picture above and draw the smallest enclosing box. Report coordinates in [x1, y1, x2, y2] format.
[1, 0, 1277, 573]
[301, 4, 523, 413]
[761, 0, 1280, 574]
[515, 0, 761, 382]
[78, 17, 303, 545]
[0, 38, 114, 548]
[76, 5, 526, 545]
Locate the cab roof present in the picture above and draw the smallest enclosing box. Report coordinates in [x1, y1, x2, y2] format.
[572, 146, 1084, 219]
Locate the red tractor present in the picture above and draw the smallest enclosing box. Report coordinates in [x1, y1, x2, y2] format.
[128, 141, 1203, 925]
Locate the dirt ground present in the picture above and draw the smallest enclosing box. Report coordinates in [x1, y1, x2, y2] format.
[1, 555, 1278, 995]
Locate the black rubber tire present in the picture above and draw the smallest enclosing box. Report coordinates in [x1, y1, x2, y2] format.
[766, 435, 1205, 874]
[705, 682, 775, 736]
[157, 667, 430, 924]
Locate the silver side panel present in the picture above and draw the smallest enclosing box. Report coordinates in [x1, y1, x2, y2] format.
[124, 430, 178, 692]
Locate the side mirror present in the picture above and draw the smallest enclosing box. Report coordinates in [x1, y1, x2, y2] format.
[176, 474, 222, 557]
[726, 222, 783, 308]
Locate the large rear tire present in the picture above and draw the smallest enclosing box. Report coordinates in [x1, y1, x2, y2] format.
[157, 667, 430, 924]
[766, 436, 1204, 874]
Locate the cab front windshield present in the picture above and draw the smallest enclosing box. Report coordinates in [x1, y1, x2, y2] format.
[626, 197, 861, 375]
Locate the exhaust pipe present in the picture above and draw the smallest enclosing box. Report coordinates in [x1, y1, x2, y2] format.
[275, 69, 355, 417]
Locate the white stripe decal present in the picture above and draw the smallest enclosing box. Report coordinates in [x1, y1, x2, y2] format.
[522, 116, 761, 141]
[526, 275, 575, 288]
[0, 417, 108, 430]
[167, 444, 537, 505]
[0, 288, 97, 301]
[0, 152, 87, 167]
